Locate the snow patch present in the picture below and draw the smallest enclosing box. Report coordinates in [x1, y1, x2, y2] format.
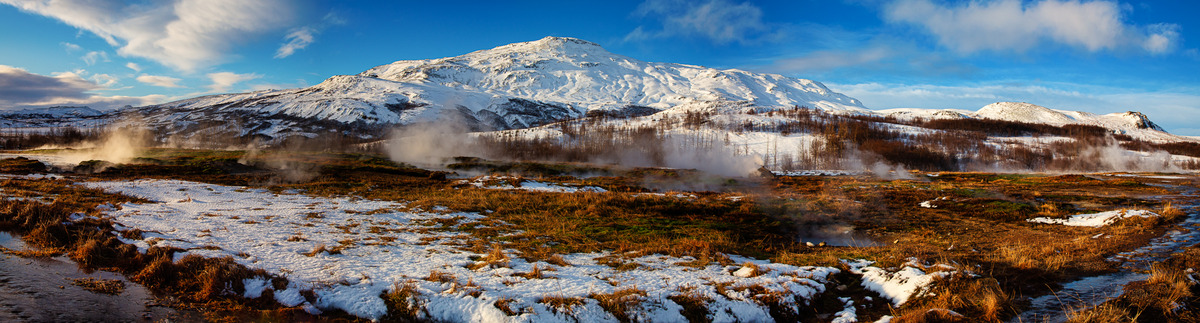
[1027, 209, 1159, 227]
[844, 259, 954, 306]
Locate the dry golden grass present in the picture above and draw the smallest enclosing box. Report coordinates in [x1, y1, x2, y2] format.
[894, 276, 1012, 322]
[590, 287, 647, 322]
[301, 243, 342, 256]
[425, 270, 457, 284]
[382, 280, 424, 320]
[995, 243, 1074, 272]
[515, 263, 547, 279]
[468, 244, 511, 270]
[538, 294, 586, 314]
[493, 298, 520, 316]
[895, 308, 968, 323]
[736, 261, 765, 277]
[1160, 202, 1185, 222]
[0, 246, 60, 258]
[667, 286, 710, 323]
[1067, 303, 1132, 323]
[1141, 263, 1195, 314]
[70, 277, 126, 295]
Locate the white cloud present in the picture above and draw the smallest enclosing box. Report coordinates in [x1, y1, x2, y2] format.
[125, 62, 142, 72]
[90, 73, 118, 87]
[882, 0, 1181, 54]
[0, 65, 162, 110]
[275, 27, 315, 58]
[1142, 23, 1180, 54]
[627, 0, 776, 44]
[207, 72, 260, 93]
[61, 42, 81, 52]
[136, 74, 183, 88]
[81, 50, 108, 65]
[827, 81, 1200, 135]
[1, 0, 296, 71]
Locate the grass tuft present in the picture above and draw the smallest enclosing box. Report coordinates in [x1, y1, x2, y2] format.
[590, 287, 647, 323]
[538, 294, 586, 314]
[382, 280, 424, 321]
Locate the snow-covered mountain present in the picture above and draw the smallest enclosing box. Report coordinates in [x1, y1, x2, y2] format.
[0, 106, 110, 129]
[126, 36, 867, 140]
[877, 102, 1178, 141]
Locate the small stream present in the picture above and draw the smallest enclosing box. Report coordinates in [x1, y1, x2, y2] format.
[1016, 178, 1200, 322]
[0, 232, 194, 322]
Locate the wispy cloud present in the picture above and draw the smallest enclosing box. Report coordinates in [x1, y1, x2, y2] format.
[125, 62, 142, 72]
[60, 42, 81, 52]
[136, 74, 183, 88]
[882, 0, 1182, 54]
[207, 72, 260, 93]
[626, 0, 778, 44]
[1, 0, 297, 71]
[90, 73, 118, 87]
[272, 11, 346, 59]
[275, 27, 315, 58]
[81, 51, 108, 65]
[0, 65, 161, 110]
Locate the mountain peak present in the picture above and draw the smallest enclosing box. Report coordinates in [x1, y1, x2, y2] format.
[1115, 111, 1165, 131]
[530, 36, 601, 48]
[472, 36, 611, 57]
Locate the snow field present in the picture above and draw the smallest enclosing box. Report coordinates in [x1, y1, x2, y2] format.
[82, 179, 842, 321]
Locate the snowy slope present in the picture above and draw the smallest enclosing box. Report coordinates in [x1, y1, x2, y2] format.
[361, 37, 867, 113]
[2, 37, 1188, 150]
[126, 37, 867, 140]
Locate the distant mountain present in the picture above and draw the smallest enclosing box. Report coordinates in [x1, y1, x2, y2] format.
[877, 102, 1176, 141]
[0, 106, 109, 129]
[126, 36, 867, 140]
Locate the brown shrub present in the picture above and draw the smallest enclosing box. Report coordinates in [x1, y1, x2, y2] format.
[133, 254, 177, 289]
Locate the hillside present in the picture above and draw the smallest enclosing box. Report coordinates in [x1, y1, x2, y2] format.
[126, 36, 867, 141]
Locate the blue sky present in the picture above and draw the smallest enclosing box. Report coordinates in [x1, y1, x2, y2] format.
[1, 0, 1198, 135]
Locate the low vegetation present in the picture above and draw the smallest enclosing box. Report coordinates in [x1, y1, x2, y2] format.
[0, 149, 1196, 321]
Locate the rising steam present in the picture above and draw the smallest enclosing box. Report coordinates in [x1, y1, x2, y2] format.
[50, 127, 150, 167]
[384, 121, 481, 167]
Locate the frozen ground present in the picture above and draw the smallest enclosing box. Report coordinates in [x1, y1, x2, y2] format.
[80, 179, 844, 321]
